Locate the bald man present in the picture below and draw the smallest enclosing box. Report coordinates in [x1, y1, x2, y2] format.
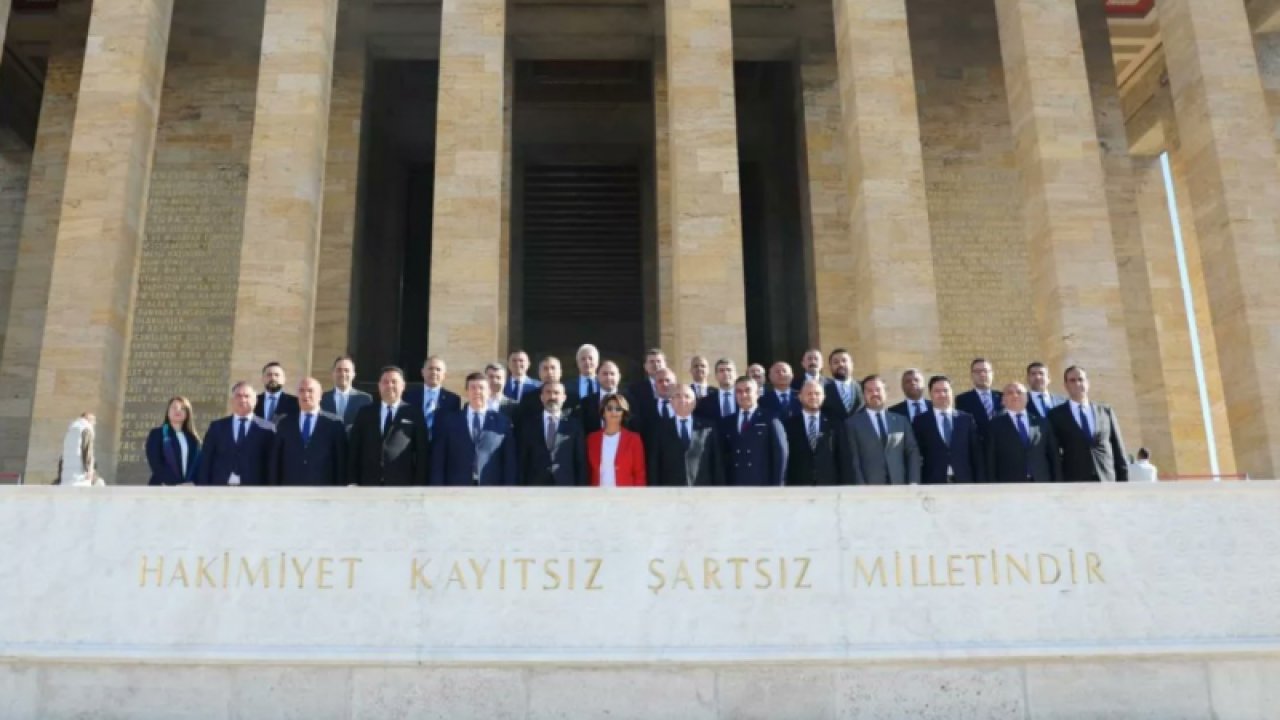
[270, 377, 348, 486]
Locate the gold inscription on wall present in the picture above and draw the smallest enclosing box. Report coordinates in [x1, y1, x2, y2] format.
[137, 550, 1106, 593]
[117, 166, 248, 482]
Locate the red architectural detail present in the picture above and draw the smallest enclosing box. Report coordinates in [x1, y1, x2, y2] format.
[1104, 0, 1155, 17]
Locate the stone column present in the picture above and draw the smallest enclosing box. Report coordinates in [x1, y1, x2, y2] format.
[1257, 33, 1280, 158]
[498, 51, 514, 350]
[652, 51, 675, 355]
[832, 0, 941, 373]
[311, 7, 366, 377]
[229, 0, 339, 386]
[0, 9, 88, 475]
[1157, 0, 1280, 478]
[427, 0, 506, 386]
[1078, 0, 1147, 450]
[24, 0, 174, 483]
[663, 0, 747, 367]
[993, 0, 1138, 431]
[798, 48, 851, 350]
[0, 130, 29, 356]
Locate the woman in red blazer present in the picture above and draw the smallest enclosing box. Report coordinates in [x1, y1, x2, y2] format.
[587, 393, 647, 487]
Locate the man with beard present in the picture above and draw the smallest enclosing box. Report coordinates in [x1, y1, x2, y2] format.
[520, 381, 587, 486]
[1025, 361, 1066, 420]
[517, 355, 567, 436]
[955, 357, 1003, 445]
[627, 348, 667, 407]
[255, 361, 299, 422]
[579, 360, 624, 432]
[790, 348, 826, 392]
[889, 368, 932, 421]
[485, 362, 519, 421]
[747, 364, 768, 396]
[688, 355, 711, 398]
[784, 380, 850, 485]
[847, 375, 921, 485]
[821, 348, 865, 422]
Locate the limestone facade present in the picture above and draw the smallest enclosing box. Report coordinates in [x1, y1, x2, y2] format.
[0, 0, 1271, 481]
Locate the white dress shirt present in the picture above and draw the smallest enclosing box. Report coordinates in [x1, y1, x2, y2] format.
[333, 388, 350, 417]
[599, 432, 621, 488]
[175, 431, 189, 475]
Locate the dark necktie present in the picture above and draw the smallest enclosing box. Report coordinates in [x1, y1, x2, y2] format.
[382, 406, 394, 436]
[1016, 413, 1030, 446]
[302, 414, 313, 445]
[914, 401, 923, 418]
[680, 419, 691, 450]
[780, 392, 789, 407]
[876, 412, 889, 448]
[722, 394, 730, 416]
[546, 416, 557, 450]
[660, 400, 670, 419]
[942, 413, 953, 446]
[740, 411, 750, 434]
[1040, 394, 1050, 415]
[237, 418, 247, 444]
[471, 412, 482, 443]
[1078, 405, 1092, 439]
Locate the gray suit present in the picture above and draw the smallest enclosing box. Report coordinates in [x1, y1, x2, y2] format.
[321, 388, 373, 428]
[845, 409, 921, 485]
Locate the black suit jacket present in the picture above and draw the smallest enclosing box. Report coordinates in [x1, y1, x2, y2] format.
[986, 412, 1061, 483]
[320, 388, 373, 428]
[695, 387, 737, 422]
[348, 402, 430, 486]
[197, 416, 275, 486]
[1048, 402, 1128, 482]
[783, 412, 850, 486]
[912, 410, 985, 484]
[520, 414, 588, 486]
[819, 379, 865, 423]
[888, 398, 932, 423]
[271, 412, 348, 486]
[954, 389, 1003, 443]
[648, 415, 724, 487]
[759, 389, 801, 422]
[627, 378, 657, 407]
[255, 392, 300, 423]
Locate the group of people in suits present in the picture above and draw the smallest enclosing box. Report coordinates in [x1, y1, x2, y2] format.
[144, 347, 1131, 488]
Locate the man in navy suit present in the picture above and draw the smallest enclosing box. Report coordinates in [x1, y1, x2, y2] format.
[568, 344, 600, 407]
[255, 361, 300, 423]
[320, 355, 373, 429]
[1025, 361, 1067, 420]
[403, 355, 462, 440]
[720, 377, 788, 486]
[431, 372, 517, 486]
[696, 358, 738, 421]
[987, 382, 1061, 483]
[649, 384, 724, 486]
[579, 360, 625, 433]
[912, 375, 985, 484]
[821, 348, 865, 423]
[759, 362, 801, 421]
[688, 355, 712, 399]
[504, 350, 541, 402]
[954, 357, 1003, 445]
[517, 355, 567, 437]
[199, 381, 276, 486]
[784, 379, 850, 485]
[626, 348, 667, 407]
[348, 366, 430, 486]
[272, 377, 347, 486]
[889, 368, 933, 422]
[790, 348, 826, 392]
[519, 381, 586, 486]
[485, 363, 520, 422]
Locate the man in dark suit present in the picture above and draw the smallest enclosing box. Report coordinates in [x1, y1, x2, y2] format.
[320, 355, 373, 429]
[649, 385, 724, 486]
[1048, 366, 1129, 482]
[822, 348, 865, 422]
[747, 364, 767, 396]
[199, 381, 276, 486]
[631, 367, 679, 447]
[759, 362, 801, 421]
[720, 376, 788, 486]
[790, 348, 825, 392]
[579, 360, 625, 434]
[403, 355, 462, 440]
[348, 366, 430, 486]
[846, 375, 921, 485]
[569, 343, 600, 406]
[255, 361, 300, 423]
[912, 375, 985, 484]
[987, 382, 1061, 483]
[504, 350, 541, 402]
[954, 358, 1003, 445]
[1025, 361, 1067, 419]
[520, 381, 587, 486]
[431, 372, 517, 486]
[696, 358, 738, 421]
[485, 363, 520, 422]
[889, 368, 933, 422]
[272, 377, 347, 486]
[784, 379, 850, 485]
[626, 347, 667, 408]
[688, 355, 712, 399]
[517, 355, 567, 436]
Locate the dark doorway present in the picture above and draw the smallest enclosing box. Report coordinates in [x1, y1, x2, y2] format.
[735, 61, 814, 368]
[352, 60, 439, 377]
[511, 61, 655, 376]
